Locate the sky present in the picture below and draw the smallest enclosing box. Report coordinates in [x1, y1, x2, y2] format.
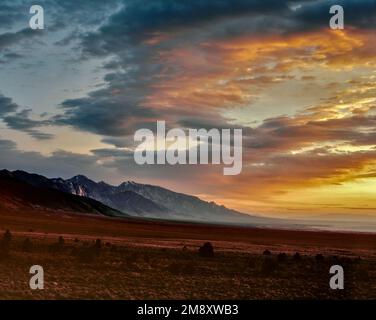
[0, 0, 376, 219]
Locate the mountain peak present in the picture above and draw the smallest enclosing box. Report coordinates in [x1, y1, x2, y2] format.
[69, 174, 94, 184]
[118, 181, 137, 187]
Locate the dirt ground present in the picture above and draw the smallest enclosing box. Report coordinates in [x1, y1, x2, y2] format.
[0, 207, 375, 299]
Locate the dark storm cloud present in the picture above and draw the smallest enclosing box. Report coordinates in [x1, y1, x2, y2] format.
[3, 109, 53, 140]
[1, 0, 121, 29]
[292, 0, 376, 30]
[0, 94, 53, 140]
[0, 27, 43, 64]
[0, 28, 42, 51]
[81, 0, 375, 57]
[0, 94, 18, 116]
[0, 2, 26, 29]
[80, 0, 297, 56]
[0, 0, 121, 62]
[3, 52, 23, 59]
[90, 148, 134, 159]
[99, 0, 288, 38]
[49, 0, 121, 27]
[55, 84, 158, 136]
[54, 0, 376, 141]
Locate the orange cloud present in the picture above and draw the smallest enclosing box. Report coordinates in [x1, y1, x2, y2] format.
[136, 28, 376, 216]
[144, 28, 376, 113]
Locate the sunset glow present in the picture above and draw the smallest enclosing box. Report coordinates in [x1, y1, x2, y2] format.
[1, 0, 376, 221]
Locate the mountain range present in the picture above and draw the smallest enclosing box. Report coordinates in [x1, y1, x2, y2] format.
[2, 169, 374, 232]
[0, 170, 123, 217]
[0, 169, 275, 225]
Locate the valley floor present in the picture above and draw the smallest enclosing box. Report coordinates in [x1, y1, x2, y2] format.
[0, 208, 375, 299]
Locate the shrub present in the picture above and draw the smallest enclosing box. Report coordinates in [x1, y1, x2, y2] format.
[94, 239, 102, 256]
[95, 239, 102, 248]
[58, 236, 65, 247]
[198, 242, 214, 257]
[262, 249, 272, 256]
[1, 230, 12, 254]
[49, 236, 65, 253]
[293, 252, 301, 261]
[3, 230, 12, 242]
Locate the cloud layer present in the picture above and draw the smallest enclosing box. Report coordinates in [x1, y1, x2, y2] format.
[1, 0, 376, 216]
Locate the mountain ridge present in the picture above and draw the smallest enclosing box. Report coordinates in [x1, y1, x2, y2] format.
[1, 169, 277, 225]
[0, 169, 125, 217]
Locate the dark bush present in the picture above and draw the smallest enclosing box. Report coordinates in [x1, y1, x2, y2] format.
[1, 230, 12, 254]
[199, 242, 214, 257]
[263, 249, 272, 256]
[58, 236, 65, 247]
[293, 252, 301, 261]
[94, 239, 102, 256]
[95, 239, 102, 248]
[3, 230, 12, 243]
[48, 236, 65, 253]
